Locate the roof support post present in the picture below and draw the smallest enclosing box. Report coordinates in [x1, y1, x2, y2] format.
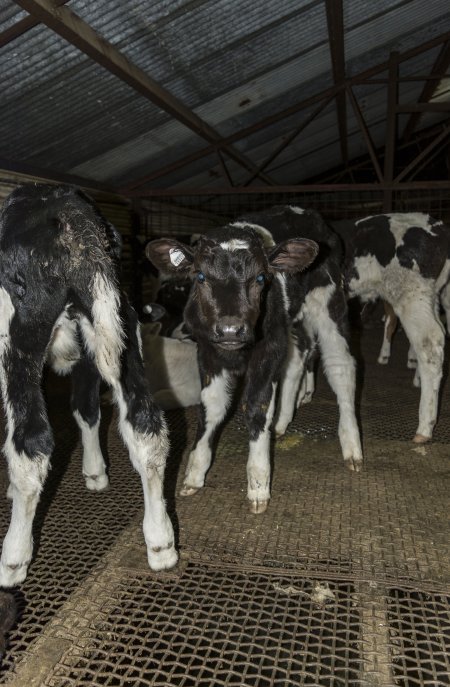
[383, 51, 399, 212]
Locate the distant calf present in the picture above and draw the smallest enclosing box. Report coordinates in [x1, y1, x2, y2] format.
[0, 184, 177, 587]
[147, 206, 363, 514]
[141, 321, 201, 408]
[346, 212, 450, 443]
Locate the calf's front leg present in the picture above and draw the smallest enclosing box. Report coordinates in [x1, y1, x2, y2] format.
[243, 379, 278, 514]
[180, 369, 233, 496]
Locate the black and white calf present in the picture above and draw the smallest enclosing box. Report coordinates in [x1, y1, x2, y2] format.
[346, 212, 450, 443]
[0, 184, 177, 587]
[146, 206, 363, 514]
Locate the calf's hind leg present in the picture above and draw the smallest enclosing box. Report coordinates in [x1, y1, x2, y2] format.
[0, 321, 53, 586]
[313, 289, 363, 471]
[71, 355, 109, 492]
[396, 296, 445, 443]
[109, 303, 178, 571]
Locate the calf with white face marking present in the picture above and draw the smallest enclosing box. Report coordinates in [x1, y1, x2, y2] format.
[147, 206, 363, 513]
[0, 184, 177, 587]
[346, 212, 450, 443]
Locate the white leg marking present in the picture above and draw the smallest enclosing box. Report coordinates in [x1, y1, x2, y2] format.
[113, 387, 177, 571]
[181, 370, 232, 495]
[275, 335, 306, 436]
[396, 297, 444, 442]
[73, 411, 109, 491]
[310, 286, 363, 471]
[297, 369, 315, 407]
[377, 318, 392, 365]
[0, 450, 49, 587]
[247, 383, 277, 514]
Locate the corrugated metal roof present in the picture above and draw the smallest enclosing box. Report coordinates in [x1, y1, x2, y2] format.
[0, 0, 449, 191]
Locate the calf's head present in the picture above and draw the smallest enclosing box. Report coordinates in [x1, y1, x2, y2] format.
[146, 227, 318, 351]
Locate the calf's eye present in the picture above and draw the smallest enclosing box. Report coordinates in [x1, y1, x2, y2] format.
[197, 271, 206, 283]
[256, 273, 265, 285]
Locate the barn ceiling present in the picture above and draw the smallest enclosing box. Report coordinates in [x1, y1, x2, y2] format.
[0, 0, 449, 195]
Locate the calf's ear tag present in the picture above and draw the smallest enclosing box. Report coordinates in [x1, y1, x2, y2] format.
[169, 248, 185, 266]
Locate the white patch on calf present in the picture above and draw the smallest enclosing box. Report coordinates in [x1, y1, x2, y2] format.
[0, 288, 15, 412]
[388, 213, 438, 247]
[276, 273, 290, 313]
[230, 221, 276, 248]
[80, 272, 124, 387]
[355, 213, 441, 248]
[47, 307, 81, 375]
[220, 238, 250, 251]
[287, 206, 305, 215]
[349, 256, 437, 307]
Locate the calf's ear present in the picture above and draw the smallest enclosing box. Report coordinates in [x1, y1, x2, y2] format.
[146, 239, 194, 275]
[268, 238, 319, 274]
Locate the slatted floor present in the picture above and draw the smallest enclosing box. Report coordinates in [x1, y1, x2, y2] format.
[0, 324, 449, 686]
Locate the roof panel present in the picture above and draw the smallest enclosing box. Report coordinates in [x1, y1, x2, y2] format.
[0, 0, 448, 188]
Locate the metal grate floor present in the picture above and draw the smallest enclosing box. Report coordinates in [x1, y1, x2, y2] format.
[0, 326, 449, 686]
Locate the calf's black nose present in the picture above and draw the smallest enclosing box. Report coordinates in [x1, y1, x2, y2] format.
[214, 317, 249, 345]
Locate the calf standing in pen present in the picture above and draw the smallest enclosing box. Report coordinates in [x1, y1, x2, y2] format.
[146, 206, 363, 514]
[346, 212, 450, 443]
[0, 184, 177, 587]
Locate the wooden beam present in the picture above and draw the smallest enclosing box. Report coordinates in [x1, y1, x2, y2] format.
[13, 0, 275, 186]
[325, 0, 348, 165]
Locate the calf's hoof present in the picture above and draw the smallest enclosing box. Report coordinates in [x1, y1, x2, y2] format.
[249, 499, 269, 514]
[413, 433, 431, 444]
[0, 560, 29, 587]
[345, 457, 363, 473]
[179, 483, 201, 497]
[148, 544, 178, 572]
[85, 474, 109, 492]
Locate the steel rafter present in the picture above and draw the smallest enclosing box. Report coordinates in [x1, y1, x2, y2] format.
[325, 0, 348, 166]
[121, 30, 450, 193]
[13, 0, 275, 186]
